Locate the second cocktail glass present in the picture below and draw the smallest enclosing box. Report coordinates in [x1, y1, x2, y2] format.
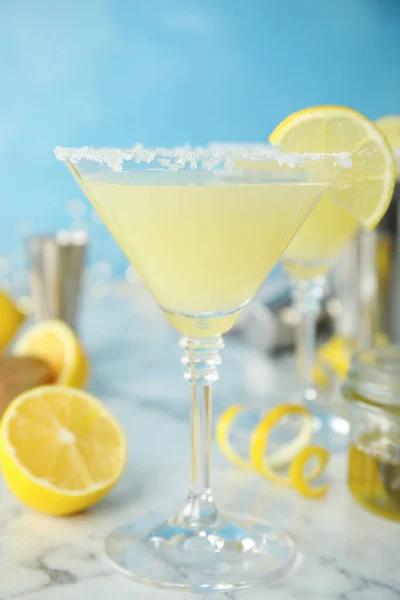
[283, 195, 359, 422]
[269, 106, 395, 436]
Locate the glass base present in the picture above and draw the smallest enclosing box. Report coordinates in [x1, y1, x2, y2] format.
[105, 512, 296, 592]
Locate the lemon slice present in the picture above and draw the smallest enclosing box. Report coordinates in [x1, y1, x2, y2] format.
[14, 319, 89, 388]
[0, 386, 127, 515]
[249, 405, 314, 486]
[376, 115, 400, 175]
[0, 291, 25, 351]
[270, 106, 396, 230]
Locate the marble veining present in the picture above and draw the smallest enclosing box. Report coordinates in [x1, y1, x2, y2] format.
[0, 294, 399, 599]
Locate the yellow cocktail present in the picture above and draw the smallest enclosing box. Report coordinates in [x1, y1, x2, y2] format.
[80, 171, 326, 336]
[283, 195, 359, 279]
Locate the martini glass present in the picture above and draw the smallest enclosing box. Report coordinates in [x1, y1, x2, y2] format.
[55, 144, 348, 592]
[282, 194, 359, 432]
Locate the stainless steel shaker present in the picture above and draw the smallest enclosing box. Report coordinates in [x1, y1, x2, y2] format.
[25, 231, 88, 330]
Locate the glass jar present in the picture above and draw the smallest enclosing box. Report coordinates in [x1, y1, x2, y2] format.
[342, 345, 400, 521]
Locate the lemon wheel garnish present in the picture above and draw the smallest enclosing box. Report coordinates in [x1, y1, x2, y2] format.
[249, 405, 314, 486]
[0, 386, 127, 515]
[270, 105, 396, 231]
[289, 446, 330, 499]
[14, 319, 89, 388]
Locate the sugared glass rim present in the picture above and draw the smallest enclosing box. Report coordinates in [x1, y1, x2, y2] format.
[343, 345, 400, 413]
[54, 144, 352, 173]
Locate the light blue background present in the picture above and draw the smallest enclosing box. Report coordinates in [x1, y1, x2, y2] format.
[1, 0, 399, 276]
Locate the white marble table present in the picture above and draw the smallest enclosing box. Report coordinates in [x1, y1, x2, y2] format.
[0, 291, 399, 600]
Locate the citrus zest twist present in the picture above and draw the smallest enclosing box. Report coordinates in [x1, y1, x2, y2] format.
[216, 405, 253, 471]
[249, 405, 314, 487]
[217, 404, 330, 499]
[289, 446, 330, 499]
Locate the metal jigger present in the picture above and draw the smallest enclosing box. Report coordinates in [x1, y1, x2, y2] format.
[25, 231, 88, 330]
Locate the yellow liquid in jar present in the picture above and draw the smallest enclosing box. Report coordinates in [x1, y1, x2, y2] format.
[348, 440, 400, 521]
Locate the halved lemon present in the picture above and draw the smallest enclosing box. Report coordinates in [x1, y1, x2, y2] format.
[270, 106, 396, 230]
[0, 386, 127, 515]
[14, 319, 89, 388]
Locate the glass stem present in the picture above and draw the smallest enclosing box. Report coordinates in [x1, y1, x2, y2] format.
[176, 336, 224, 528]
[293, 277, 325, 404]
